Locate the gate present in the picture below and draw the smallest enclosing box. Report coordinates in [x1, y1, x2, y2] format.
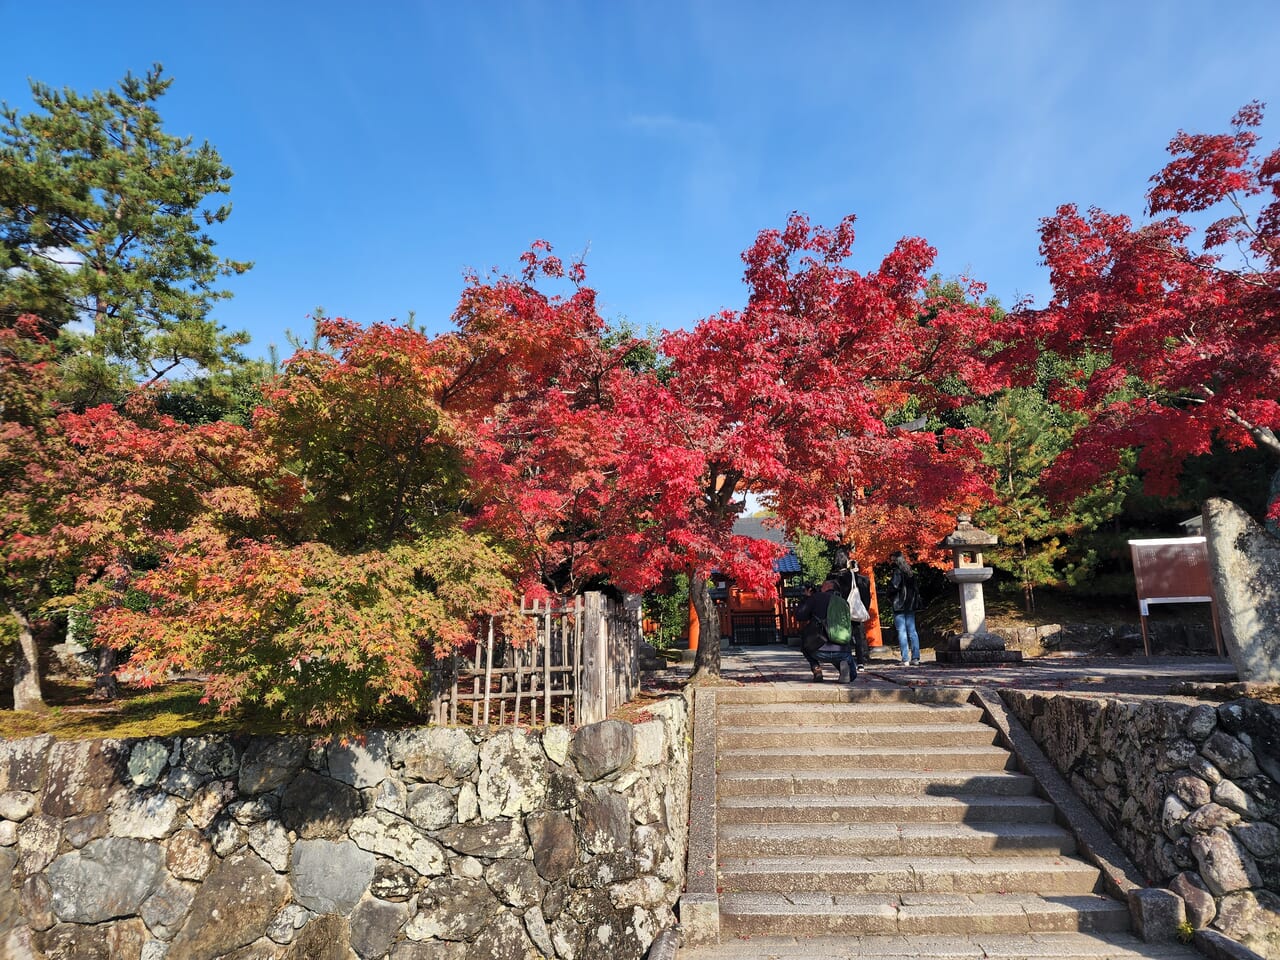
[430, 592, 640, 726]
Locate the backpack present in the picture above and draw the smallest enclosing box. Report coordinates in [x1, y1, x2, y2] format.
[824, 591, 854, 646]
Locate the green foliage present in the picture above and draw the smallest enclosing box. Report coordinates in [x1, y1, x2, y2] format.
[968, 385, 1131, 612]
[603, 318, 669, 380]
[0, 64, 251, 403]
[1176, 919, 1196, 944]
[792, 532, 833, 586]
[154, 357, 276, 426]
[100, 529, 520, 730]
[257, 322, 470, 550]
[643, 573, 689, 650]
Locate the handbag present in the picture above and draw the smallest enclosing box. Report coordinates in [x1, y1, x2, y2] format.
[847, 581, 870, 623]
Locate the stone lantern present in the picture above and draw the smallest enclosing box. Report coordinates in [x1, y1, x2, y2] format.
[935, 514, 1022, 665]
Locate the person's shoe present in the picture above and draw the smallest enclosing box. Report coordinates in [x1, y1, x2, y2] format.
[901, 660, 910, 666]
[812, 666, 824, 682]
[910, 658, 920, 666]
[838, 661, 852, 684]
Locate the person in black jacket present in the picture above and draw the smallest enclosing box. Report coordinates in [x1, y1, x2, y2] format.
[889, 550, 924, 665]
[795, 580, 858, 683]
[831, 550, 872, 665]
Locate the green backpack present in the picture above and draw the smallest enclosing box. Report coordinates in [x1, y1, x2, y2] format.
[825, 591, 854, 646]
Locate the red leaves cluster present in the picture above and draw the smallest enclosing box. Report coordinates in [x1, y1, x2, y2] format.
[613, 213, 1001, 596]
[448, 252, 644, 595]
[1014, 104, 1280, 516]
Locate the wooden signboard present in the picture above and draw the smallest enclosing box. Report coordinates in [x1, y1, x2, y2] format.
[1128, 536, 1223, 656]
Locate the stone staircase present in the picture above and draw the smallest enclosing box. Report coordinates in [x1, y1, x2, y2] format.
[677, 689, 1200, 959]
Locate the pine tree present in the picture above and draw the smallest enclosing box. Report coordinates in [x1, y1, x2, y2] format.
[968, 380, 1131, 613]
[0, 64, 251, 404]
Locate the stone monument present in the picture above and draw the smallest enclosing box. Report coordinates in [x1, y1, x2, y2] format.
[934, 514, 1022, 665]
[1203, 497, 1280, 683]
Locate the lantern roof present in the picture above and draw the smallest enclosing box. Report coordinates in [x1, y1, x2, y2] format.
[939, 513, 998, 549]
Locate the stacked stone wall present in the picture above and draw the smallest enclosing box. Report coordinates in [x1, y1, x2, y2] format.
[1004, 690, 1280, 957]
[0, 696, 690, 960]
[985, 620, 1216, 658]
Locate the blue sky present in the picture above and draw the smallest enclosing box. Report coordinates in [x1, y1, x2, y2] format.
[4, 0, 1278, 360]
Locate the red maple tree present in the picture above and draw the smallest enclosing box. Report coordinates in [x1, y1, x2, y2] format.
[1, 320, 211, 708]
[607, 215, 1001, 677]
[9, 220, 1005, 711]
[1014, 104, 1280, 523]
[446, 244, 649, 595]
[1, 317, 67, 710]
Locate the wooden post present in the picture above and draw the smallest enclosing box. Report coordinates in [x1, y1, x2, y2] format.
[623, 594, 642, 703]
[865, 574, 883, 647]
[482, 617, 495, 725]
[544, 603, 552, 724]
[455, 665, 465, 727]
[572, 595, 583, 725]
[687, 596, 700, 651]
[580, 591, 607, 725]
[514, 611, 526, 726]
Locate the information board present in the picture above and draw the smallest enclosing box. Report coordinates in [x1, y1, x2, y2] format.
[1128, 536, 1223, 656]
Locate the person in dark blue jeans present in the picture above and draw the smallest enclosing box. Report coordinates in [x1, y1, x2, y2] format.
[796, 580, 858, 683]
[889, 550, 923, 665]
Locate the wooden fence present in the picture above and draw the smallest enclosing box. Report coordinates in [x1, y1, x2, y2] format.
[429, 592, 641, 727]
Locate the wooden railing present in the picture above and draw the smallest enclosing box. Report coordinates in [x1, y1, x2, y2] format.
[430, 592, 641, 727]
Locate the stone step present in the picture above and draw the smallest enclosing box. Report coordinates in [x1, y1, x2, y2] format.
[718, 793, 1057, 825]
[717, 745, 1016, 773]
[718, 892, 1132, 938]
[717, 854, 1102, 895]
[676, 931, 1201, 959]
[715, 688, 975, 706]
[717, 723, 1000, 750]
[718, 702, 985, 727]
[718, 822, 1077, 858]
[717, 769, 1038, 798]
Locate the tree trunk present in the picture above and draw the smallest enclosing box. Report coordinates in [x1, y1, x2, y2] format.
[1268, 464, 1280, 539]
[689, 575, 721, 680]
[1020, 543, 1035, 615]
[91, 560, 129, 700]
[92, 646, 120, 700]
[10, 605, 48, 713]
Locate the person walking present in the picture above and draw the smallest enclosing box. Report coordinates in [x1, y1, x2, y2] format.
[889, 550, 923, 665]
[831, 550, 872, 665]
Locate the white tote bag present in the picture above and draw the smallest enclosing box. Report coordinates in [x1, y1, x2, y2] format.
[847, 581, 870, 623]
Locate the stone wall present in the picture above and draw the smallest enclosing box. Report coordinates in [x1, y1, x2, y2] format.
[1004, 690, 1280, 957]
[0, 696, 690, 960]
[986, 620, 1217, 658]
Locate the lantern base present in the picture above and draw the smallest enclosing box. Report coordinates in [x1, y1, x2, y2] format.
[933, 630, 1023, 666]
[947, 631, 1007, 651]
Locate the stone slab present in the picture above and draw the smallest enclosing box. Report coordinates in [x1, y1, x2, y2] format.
[936, 650, 1025, 665]
[1204, 498, 1280, 683]
[716, 768, 1037, 798]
